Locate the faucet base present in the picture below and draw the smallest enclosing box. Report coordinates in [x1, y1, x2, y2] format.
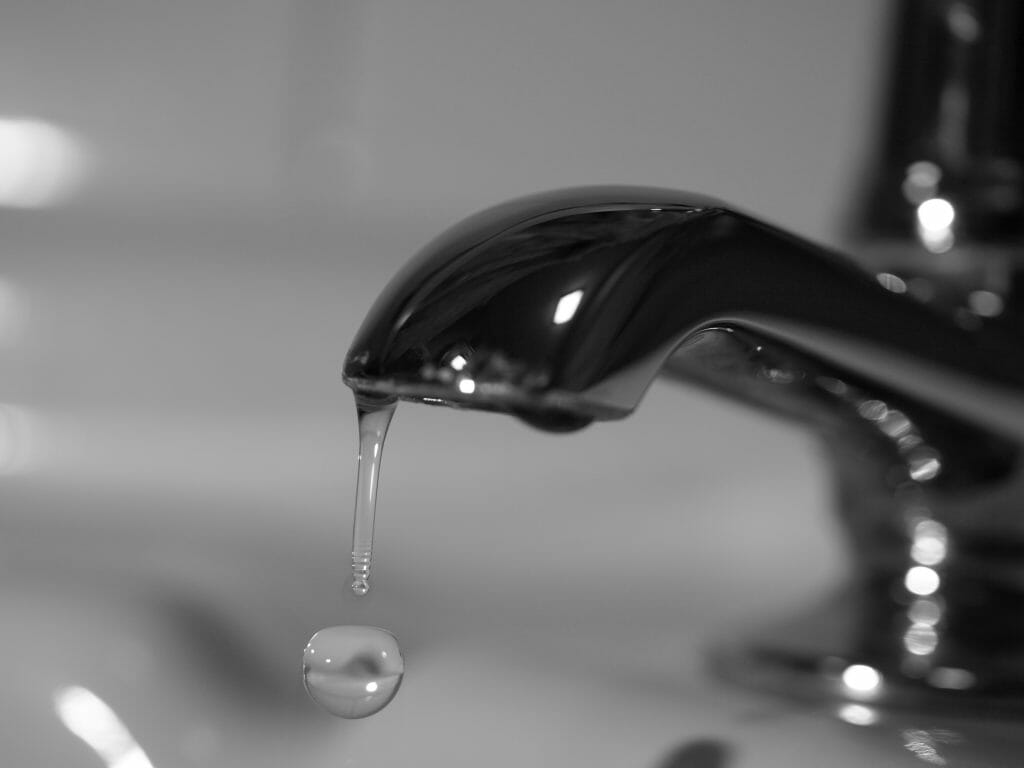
[712, 586, 1024, 719]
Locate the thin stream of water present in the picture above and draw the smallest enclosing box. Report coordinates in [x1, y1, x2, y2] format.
[350, 395, 397, 596]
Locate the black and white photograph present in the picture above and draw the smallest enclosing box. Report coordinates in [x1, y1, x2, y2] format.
[3, 1, 1023, 764]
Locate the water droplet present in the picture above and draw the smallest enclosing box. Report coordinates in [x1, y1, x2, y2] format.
[303, 626, 404, 718]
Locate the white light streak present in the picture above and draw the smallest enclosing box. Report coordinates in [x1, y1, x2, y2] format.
[54, 686, 155, 768]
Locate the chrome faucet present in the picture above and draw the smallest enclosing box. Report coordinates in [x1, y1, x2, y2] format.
[343, 0, 1024, 715]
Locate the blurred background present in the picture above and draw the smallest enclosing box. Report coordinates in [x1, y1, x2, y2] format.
[0, 1, 951, 766]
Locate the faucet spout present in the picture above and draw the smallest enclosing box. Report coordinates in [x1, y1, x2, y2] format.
[344, 186, 1024, 713]
[344, 186, 1024, 434]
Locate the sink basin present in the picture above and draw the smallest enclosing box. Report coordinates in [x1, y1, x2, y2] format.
[4, 211, 1022, 766]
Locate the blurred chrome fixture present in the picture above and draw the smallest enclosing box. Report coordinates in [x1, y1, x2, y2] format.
[344, 0, 1024, 715]
[857, 0, 1024, 248]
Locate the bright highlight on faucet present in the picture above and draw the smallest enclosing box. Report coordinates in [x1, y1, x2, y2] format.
[911, 520, 948, 566]
[553, 289, 584, 325]
[916, 197, 956, 253]
[841, 664, 883, 697]
[905, 566, 941, 596]
[903, 623, 939, 656]
[917, 198, 955, 231]
[837, 703, 879, 727]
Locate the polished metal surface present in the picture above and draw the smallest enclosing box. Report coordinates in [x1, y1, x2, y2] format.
[8, 0, 1024, 763]
[345, 184, 1024, 713]
[857, 0, 1024, 245]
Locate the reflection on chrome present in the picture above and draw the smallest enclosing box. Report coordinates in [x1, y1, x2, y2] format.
[911, 520, 948, 566]
[761, 364, 797, 384]
[946, 0, 981, 42]
[917, 198, 955, 231]
[902, 728, 960, 766]
[915, 197, 956, 253]
[967, 289, 1004, 318]
[0, 117, 87, 208]
[836, 703, 879, 727]
[907, 598, 943, 627]
[814, 375, 848, 396]
[804, 363, 955, 676]
[829, 383, 943, 485]
[54, 686, 156, 768]
[552, 289, 584, 325]
[899, 497, 949, 670]
[901, 160, 942, 204]
[841, 664, 883, 699]
[905, 566, 941, 597]
[877, 409, 911, 439]
[907, 448, 942, 482]
[898, 433, 924, 451]
[857, 399, 887, 421]
[927, 667, 977, 691]
[875, 272, 908, 294]
[903, 623, 939, 656]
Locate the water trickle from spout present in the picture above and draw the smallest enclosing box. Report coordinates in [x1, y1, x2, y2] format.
[350, 394, 397, 596]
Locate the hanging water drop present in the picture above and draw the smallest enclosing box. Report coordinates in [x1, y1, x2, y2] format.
[303, 625, 404, 718]
[301, 392, 404, 718]
[350, 395, 396, 596]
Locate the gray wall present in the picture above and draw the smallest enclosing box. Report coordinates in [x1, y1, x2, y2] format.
[0, 0, 889, 240]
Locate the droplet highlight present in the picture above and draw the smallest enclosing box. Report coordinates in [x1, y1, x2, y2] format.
[303, 626, 404, 718]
